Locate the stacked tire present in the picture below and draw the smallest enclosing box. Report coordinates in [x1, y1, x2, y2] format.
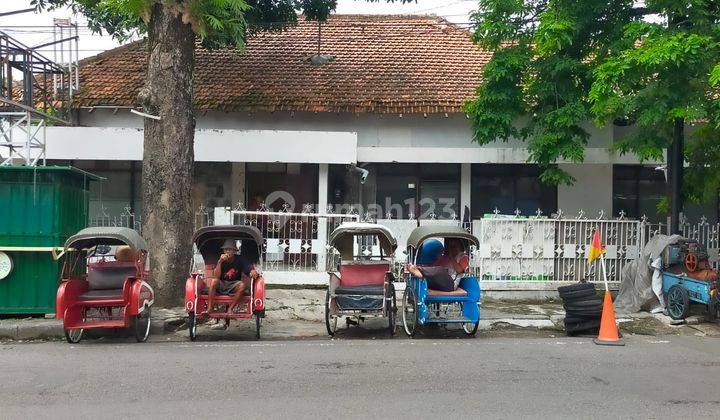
[558, 283, 602, 336]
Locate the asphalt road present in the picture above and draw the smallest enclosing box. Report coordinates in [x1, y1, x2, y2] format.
[2, 335, 719, 419]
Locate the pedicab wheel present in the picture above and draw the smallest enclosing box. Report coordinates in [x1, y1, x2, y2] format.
[255, 314, 261, 340]
[325, 290, 337, 336]
[462, 320, 479, 337]
[402, 287, 418, 337]
[706, 299, 718, 322]
[387, 284, 397, 336]
[64, 328, 83, 344]
[667, 285, 690, 320]
[188, 311, 198, 341]
[133, 307, 151, 342]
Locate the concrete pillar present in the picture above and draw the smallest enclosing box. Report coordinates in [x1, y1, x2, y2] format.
[318, 163, 329, 214]
[317, 163, 329, 270]
[230, 162, 246, 207]
[460, 163, 471, 221]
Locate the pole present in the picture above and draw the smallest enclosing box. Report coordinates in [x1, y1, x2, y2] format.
[668, 118, 684, 234]
[600, 253, 609, 292]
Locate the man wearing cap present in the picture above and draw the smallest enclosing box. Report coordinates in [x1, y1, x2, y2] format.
[205, 239, 259, 316]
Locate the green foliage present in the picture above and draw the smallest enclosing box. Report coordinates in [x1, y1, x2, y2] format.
[467, 0, 720, 195]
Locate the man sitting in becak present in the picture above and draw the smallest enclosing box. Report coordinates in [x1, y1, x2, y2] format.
[405, 238, 469, 292]
[205, 239, 259, 316]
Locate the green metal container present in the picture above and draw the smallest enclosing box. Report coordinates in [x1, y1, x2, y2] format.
[0, 166, 102, 314]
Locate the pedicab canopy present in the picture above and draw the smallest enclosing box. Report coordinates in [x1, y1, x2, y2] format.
[406, 225, 479, 250]
[329, 222, 397, 260]
[192, 225, 263, 263]
[64, 227, 148, 251]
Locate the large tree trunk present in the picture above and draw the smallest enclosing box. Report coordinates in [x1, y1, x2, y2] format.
[138, 4, 196, 307]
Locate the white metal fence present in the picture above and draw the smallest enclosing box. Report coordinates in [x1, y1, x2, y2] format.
[92, 205, 720, 285]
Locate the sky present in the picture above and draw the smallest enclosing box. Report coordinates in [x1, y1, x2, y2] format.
[0, 0, 479, 61]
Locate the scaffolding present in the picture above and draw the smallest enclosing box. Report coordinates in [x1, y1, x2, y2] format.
[0, 10, 78, 166]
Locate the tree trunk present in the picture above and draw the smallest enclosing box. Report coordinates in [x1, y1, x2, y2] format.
[668, 118, 684, 234]
[138, 4, 196, 307]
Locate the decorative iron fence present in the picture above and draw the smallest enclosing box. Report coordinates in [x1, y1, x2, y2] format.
[89, 206, 142, 233]
[207, 204, 360, 271]
[472, 212, 642, 284]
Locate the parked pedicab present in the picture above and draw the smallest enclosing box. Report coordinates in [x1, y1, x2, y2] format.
[402, 225, 481, 337]
[184, 225, 265, 340]
[56, 227, 154, 343]
[325, 222, 398, 336]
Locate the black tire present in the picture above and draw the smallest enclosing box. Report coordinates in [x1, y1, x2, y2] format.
[667, 285, 690, 320]
[402, 287, 418, 337]
[563, 298, 603, 308]
[64, 328, 83, 344]
[325, 290, 337, 336]
[564, 318, 601, 332]
[134, 307, 151, 343]
[564, 315, 600, 323]
[565, 310, 603, 318]
[557, 283, 595, 294]
[387, 283, 397, 336]
[560, 288, 598, 301]
[188, 312, 198, 341]
[255, 314, 261, 340]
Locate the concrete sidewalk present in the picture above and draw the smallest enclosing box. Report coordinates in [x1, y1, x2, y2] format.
[2, 289, 719, 341]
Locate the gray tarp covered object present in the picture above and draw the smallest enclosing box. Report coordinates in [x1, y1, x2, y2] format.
[614, 234, 683, 314]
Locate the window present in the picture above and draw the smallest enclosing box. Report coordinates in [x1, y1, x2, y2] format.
[246, 163, 318, 211]
[612, 165, 665, 221]
[471, 164, 557, 218]
[374, 164, 460, 219]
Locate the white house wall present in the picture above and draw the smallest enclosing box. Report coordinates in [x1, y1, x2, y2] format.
[68, 108, 663, 215]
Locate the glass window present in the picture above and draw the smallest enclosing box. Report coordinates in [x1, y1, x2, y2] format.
[374, 164, 460, 219]
[246, 163, 318, 212]
[471, 164, 557, 218]
[613, 165, 666, 221]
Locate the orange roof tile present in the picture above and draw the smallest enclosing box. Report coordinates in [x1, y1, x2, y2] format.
[73, 15, 492, 114]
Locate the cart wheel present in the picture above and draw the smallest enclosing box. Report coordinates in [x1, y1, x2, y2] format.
[387, 283, 397, 336]
[402, 287, 418, 337]
[462, 320, 480, 337]
[255, 314, 261, 340]
[134, 307, 151, 342]
[325, 290, 337, 336]
[667, 285, 690, 320]
[64, 328, 83, 344]
[188, 312, 198, 341]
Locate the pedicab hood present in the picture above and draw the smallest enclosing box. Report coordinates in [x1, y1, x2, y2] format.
[192, 225, 264, 263]
[329, 222, 397, 260]
[64, 226, 148, 251]
[406, 225, 479, 250]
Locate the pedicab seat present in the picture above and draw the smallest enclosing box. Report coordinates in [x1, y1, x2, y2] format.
[199, 286, 251, 296]
[335, 285, 385, 295]
[78, 262, 137, 301]
[427, 288, 468, 297]
[335, 262, 390, 310]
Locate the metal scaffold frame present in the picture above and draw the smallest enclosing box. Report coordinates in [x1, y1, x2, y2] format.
[0, 9, 77, 166]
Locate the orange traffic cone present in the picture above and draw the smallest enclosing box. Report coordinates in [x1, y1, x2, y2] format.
[593, 291, 625, 346]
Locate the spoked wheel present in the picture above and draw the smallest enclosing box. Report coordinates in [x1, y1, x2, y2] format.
[387, 283, 397, 336]
[255, 314, 262, 340]
[402, 287, 418, 337]
[667, 285, 690, 320]
[133, 307, 151, 342]
[64, 328, 83, 344]
[325, 290, 338, 336]
[188, 311, 198, 341]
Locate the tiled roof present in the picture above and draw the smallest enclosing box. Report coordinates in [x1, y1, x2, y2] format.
[74, 15, 492, 114]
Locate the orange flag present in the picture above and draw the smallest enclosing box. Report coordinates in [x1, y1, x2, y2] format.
[587, 229, 605, 264]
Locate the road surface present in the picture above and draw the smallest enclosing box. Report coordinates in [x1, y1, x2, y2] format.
[1, 334, 719, 419]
